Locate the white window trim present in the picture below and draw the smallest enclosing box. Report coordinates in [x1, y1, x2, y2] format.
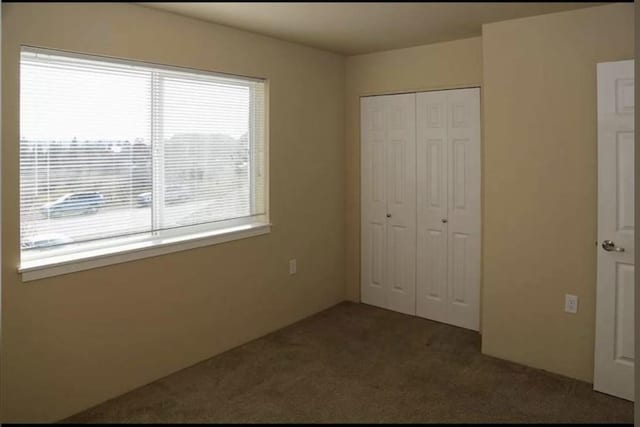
[20, 219, 271, 282]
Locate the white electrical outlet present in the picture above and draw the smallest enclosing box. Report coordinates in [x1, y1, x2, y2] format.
[289, 259, 297, 275]
[565, 294, 578, 314]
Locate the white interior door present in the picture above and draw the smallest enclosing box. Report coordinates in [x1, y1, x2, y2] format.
[361, 93, 416, 315]
[416, 88, 481, 331]
[594, 59, 635, 401]
[416, 90, 449, 324]
[445, 88, 481, 331]
[361, 95, 389, 310]
[385, 93, 417, 315]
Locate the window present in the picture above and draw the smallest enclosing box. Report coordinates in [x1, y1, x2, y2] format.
[19, 47, 268, 279]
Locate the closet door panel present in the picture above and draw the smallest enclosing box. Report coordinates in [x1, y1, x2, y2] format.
[361, 96, 388, 309]
[416, 91, 449, 323]
[362, 89, 479, 327]
[446, 88, 481, 331]
[386, 93, 417, 315]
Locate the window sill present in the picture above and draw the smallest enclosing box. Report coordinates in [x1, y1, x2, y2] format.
[19, 222, 271, 282]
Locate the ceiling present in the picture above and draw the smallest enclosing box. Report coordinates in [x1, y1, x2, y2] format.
[141, 2, 600, 55]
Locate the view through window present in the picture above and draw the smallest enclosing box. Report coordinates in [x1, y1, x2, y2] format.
[20, 47, 266, 262]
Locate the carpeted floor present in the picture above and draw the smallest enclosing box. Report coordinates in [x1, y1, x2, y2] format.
[64, 302, 633, 423]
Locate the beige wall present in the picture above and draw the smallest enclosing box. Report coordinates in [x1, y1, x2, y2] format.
[634, 2, 640, 426]
[344, 37, 483, 301]
[481, 3, 634, 382]
[635, 0, 640, 421]
[1, 3, 345, 422]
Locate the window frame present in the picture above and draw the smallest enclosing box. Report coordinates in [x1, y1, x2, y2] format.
[18, 46, 270, 282]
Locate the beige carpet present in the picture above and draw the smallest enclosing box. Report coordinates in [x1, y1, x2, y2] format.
[64, 302, 633, 423]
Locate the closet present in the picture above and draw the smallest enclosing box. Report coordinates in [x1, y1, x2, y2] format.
[360, 88, 481, 331]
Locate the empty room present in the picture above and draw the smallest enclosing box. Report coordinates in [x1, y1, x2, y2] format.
[0, 1, 637, 424]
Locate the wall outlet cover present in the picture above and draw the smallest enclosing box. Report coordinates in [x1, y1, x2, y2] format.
[565, 294, 578, 314]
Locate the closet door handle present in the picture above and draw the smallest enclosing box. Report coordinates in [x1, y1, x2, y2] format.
[386, 213, 392, 218]
[441, 219, 448, 223]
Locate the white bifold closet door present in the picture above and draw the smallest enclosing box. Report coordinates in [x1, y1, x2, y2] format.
[361, 88, 480, 330]
[416, 88, 481, 331]
[360, 93, 416, 315]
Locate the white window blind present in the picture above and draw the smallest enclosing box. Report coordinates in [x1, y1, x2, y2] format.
[20, 47, 266, 265]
